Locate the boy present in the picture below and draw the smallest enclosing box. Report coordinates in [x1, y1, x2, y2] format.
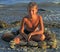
[14, 2, 45, 44]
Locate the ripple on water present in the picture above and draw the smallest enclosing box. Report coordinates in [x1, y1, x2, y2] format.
[0, 16, 21, 24]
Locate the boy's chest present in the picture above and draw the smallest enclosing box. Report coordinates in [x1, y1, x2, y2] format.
[26, 18, 39, 29]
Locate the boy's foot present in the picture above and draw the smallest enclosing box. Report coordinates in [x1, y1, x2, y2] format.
[9, 40, 27, 49]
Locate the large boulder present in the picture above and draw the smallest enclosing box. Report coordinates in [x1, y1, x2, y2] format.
[1, 32, 15, 42]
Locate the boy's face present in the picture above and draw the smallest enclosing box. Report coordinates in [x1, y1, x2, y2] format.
[28, 5, 38, 15]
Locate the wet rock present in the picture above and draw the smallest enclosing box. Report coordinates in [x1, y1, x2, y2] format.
[10, 40, 27, 49]
[9, 40, 16, 49]
[44, 29, 57, 49]
[27, 41, 38, 47]
[47, 39, 57, 49]
[0, 20, 10, 28]
[38, 41, 47, 49]
[11, 21, 21, 26]
[19, 41, 27, 46]
[44, 23, 60, 28]
[38, 8, 46, 11]
[1, 32, 15, 42]
[44, 29, 56, 40]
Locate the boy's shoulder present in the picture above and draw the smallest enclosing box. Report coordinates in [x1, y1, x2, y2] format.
[22, 15, 29, 21]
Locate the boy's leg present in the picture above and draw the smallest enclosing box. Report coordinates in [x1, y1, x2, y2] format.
[31, 34, 45, 41]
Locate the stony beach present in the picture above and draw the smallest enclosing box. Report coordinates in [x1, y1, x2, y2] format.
[0, 2, 60, 52]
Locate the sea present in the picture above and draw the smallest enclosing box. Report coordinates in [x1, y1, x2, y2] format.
[0, 2, 60, 52]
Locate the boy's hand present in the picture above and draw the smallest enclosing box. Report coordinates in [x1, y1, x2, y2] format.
[20, 33, 28, 41]
[28, 33, 33, 41]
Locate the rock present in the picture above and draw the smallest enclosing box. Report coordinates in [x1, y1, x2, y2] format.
[44, 29, 56, 40]
[38, 9, 46, 11]
[10, 45, 16, 49]
[9, 40, 27, 49]
[0, 20, 10, 28]
[1, 32, 15, 42]
[27, 41, 38, 47]
[19, 41, 27, 46]
[44, 23, 60, 28]
[10, 40, 16, 45]
[44, 30, 57, 49]
[9, 40, 16, 49]
[38, 41, 47, 49]
[47, 39, 57, 48]
[11, 21, 21, 26]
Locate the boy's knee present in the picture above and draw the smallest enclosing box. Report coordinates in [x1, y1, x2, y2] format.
[14, 37, 20, 44]
[40, 34, 45, 41]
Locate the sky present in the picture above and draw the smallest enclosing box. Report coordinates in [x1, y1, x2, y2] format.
[0, 0, 60, 5]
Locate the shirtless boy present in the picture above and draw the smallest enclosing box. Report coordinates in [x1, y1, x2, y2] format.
[14, 2, 45, 44]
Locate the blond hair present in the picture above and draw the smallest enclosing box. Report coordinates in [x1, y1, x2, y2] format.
[28, 2, 38, 9]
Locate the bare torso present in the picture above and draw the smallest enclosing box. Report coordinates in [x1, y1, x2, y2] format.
[24, 15, 39, 31]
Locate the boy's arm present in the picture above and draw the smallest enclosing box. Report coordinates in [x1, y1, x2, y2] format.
[20, 18, 28, 41]
[20, 18, 25, 33]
